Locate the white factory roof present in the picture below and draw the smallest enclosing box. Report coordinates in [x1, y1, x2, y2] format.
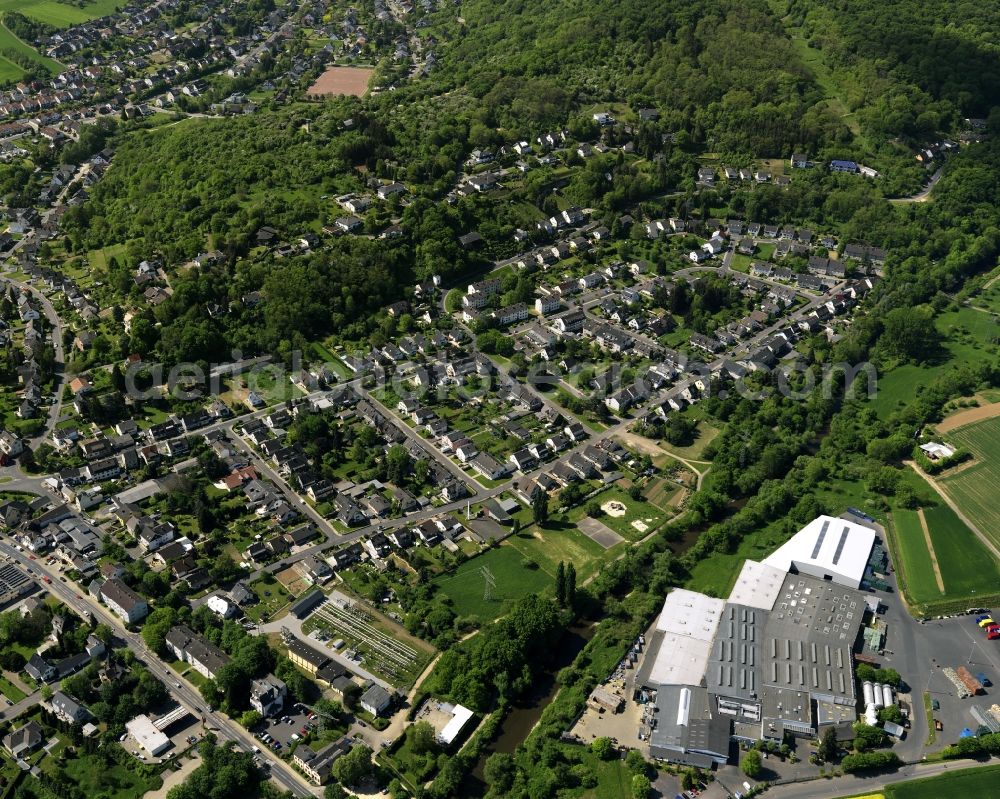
[647, 633, 715, 687]
[762, 515, 875, 589]
[437, 703, 474, 746]
[727, 560, 786, 610]
[646, 589, 726, 687]
[655, 588, 725, 641]
[126, 714, 171, 755]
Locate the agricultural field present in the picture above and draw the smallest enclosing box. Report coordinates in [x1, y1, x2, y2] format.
[882, 764, 1000, 799]
[433, 544, 554, 620]
[939, 415, 1000, 548]
[0, 0, 124, 28]
[888, 509, 943, 605]
[889, 501, 1000, 613]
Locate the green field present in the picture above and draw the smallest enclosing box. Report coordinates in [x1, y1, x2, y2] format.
[0, 20, 60, 71]
[504, 526, 622, 583]
[0, 0, 123, 27]
[873, 306, 1000, 417]
[889, 509, 942, 604]
[941, 415, 1000, 549]
[0, 0, 122, 83]
[45, 747, 161, 799]
[888, 495, 1000, 613]
[923, 503, 1000, 595]
[433, 545, 553, 620]
[880, 764, 1000, 799]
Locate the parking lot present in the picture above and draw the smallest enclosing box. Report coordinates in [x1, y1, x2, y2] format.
[256, 705, 317, 753]
[874, 559, 1000, 756]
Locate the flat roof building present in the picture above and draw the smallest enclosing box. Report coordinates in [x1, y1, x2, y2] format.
[726, 560, 785, 610]
[641, 589, 724, 687]
[762, 515, 875, 589]
[637, 516, 872, 753]
[648, 685, 731, 768]
[126, 715, 171, 756]
[437, 703, 474, 747]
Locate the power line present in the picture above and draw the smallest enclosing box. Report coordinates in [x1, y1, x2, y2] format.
[480, 565, 496, 602]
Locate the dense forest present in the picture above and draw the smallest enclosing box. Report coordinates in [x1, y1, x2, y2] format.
[784, 0, 1000, 133]
[407, 0, 846, 154]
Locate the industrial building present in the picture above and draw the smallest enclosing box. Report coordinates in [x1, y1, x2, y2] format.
[636, 515, 877, 767]
[437, 703, 475, 747]
[126, 715, 171, 756]
[0, 563, 34, 606]
[761, 515, 876, 589]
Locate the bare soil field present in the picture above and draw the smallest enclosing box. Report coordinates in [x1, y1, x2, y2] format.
[308, 66, 374, 97]
[935, 400, 1000, 432]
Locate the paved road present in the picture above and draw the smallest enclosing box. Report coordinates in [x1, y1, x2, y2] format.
[764, 759, 982, 799]
[0, 689, 42, 723]
[1, 268, 67, 449]
[892, 166, 944, 204]
[358, 386, 480, 492]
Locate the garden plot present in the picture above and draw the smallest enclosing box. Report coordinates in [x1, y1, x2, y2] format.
[306, 596, 431, 688]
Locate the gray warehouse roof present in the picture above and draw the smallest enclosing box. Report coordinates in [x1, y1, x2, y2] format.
[706, 604, 762, 702]
[761, 575, 863, 704]
[648, 684, 731, 767]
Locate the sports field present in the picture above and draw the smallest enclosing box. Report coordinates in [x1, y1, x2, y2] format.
[890, 503, 1000, 609]
[940, 415, 1000, 548]
[433, 545, 553, 620]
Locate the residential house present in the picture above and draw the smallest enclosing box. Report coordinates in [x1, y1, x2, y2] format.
[99, 579, 148, 624]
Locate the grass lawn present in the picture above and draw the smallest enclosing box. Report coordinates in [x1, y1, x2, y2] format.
[872, 306, 1000, 417]
[0, 18, 61, 75]
[756, 242, 777, 261]
[658, 420, 719, 461]
[50, 747, 161, 799]
[570, 746, 634, 799]
[578, 487, 668, 542]
[0, 55, 22, 84]
[0, 675, 26, 702]
[505, 525, 622, 583]
[86, 242, 128, 271]
[730, 253, 753, 272]
[882, 764, 1000, 798]
[433, 545, 553, 620]
[940, 414, 1000, 549]
[246, 575, 292, 622]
